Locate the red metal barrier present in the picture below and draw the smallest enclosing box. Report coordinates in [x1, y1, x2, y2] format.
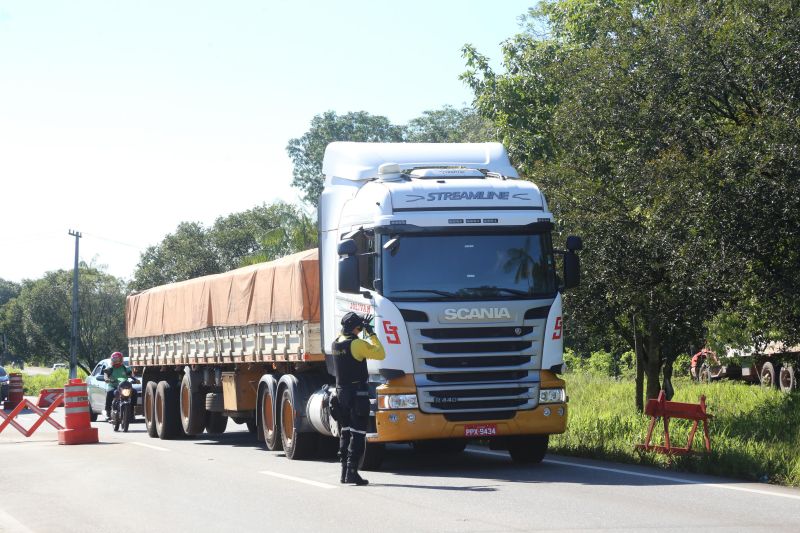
[0, 396, 65, 436]
[3, 373, 24, 410]
[57, 379, 98, 445]
[636, 390, 712, 456]
[37, 388, 65, 408]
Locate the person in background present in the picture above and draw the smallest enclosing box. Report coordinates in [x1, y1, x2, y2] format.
[104, 351, 133, 419]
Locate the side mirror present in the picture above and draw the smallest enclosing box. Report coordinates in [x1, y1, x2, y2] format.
[563, 251, 580, 289]
[338, 239, 357, 256]
[338, 256, 361, 294]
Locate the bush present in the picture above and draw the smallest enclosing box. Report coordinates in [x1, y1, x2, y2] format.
[563, 347, 585, 373]
[587, 350, 615, 377]
[618, 350, 636, 379]
[6, 367, 88, 396]
[673, 353, 691, 377]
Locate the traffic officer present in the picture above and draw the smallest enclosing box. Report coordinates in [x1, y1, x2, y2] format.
[332, 312, 385, 485]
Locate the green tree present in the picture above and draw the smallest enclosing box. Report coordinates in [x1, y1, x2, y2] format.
[405, 105, 496, 143]
[463, 0, 800, 408]
[287, 111, 405, 206]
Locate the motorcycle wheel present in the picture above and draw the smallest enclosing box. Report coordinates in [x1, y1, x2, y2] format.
[113, 410, 120, 432]
[122, 403, 131, 432]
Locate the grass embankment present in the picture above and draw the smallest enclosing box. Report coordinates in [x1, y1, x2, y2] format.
[553, 374, 800, 486]
[5, 367, 87, 396]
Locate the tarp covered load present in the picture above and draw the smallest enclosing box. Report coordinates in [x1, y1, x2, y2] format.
[126, 249, 319, 338]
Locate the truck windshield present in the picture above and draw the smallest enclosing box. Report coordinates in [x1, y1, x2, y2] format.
[381, 232, 557, 301]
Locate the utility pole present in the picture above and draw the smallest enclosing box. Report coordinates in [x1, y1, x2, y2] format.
[68, 230, 82, 380]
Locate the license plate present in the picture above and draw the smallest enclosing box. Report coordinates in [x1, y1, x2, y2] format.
[464, 424, 497, 437]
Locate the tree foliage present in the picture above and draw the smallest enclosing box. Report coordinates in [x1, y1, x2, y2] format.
[0, 266, 126, 369]
[287, 107, 497, 206]
[463, 0, 800, 406]
[131, 201, 317, 290]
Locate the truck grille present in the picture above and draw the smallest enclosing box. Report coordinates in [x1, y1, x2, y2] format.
[403, 302, 551, 415]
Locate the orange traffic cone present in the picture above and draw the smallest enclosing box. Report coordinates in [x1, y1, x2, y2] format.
[57, 379, 98, 445]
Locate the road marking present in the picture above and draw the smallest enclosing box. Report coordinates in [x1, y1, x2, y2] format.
[0, 508, 35, 533]
[260, 470, 338, 489]
[467, 448, 800, 501]
[129, 441, 170, 452]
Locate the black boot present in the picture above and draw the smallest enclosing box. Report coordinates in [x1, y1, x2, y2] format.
[344, 467, 368, 486]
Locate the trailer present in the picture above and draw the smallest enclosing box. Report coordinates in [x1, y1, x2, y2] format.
[692, 342, 799, 394]
[129, 142, 582, 468]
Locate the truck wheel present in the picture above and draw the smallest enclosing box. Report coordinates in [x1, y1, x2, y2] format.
[205, 411, 228, 435]
[155, 381, 181, 440]
[359, 442, 386, 471]
[280, 387, 317, 460]
[698, 363, 711, 383]
[261, 385, 282, 451]
[144, 381, 158, 438]
[760, 362, 778, 389]
[508, 435, 549, 464]
[245, 419, 257, 434]
[180, 373, 206, 436]
[779, 365, 795, 394]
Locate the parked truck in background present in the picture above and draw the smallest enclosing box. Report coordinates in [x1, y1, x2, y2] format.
[692, 342, 799, 394]
[128, 142, 582, 468]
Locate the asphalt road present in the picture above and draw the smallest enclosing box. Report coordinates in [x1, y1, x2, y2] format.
[2, 405, 800, 533]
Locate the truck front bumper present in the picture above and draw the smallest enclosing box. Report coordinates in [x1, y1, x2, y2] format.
[370, 403, 567, 443]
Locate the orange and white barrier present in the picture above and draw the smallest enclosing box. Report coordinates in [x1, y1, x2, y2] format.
[57, 379, 98, 445]
[3, 373, 23, 410]
[37, 388, 65, 408]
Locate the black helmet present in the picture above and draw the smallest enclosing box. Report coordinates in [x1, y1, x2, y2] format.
[341, 312, 364, 333]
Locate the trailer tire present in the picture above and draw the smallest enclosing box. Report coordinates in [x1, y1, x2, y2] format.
[760, 362, 778, 389]
[155, 381, 181, 440]
[180, 373, 206, 436]
[144, 381, 158, 438]
[359, 442, 385, 471]
[779, 365, 795, 394]
[280, 387, 317, 460]
[260, 383, 282, 451]
[206, 411, 228, 435]
[509, 435, 549, 464]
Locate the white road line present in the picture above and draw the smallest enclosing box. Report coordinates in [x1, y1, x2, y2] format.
[260, 470, 338, 489]
[0, 508, 35, 533]
[468, 448, 800, 501]
[129, 441, 171, 452]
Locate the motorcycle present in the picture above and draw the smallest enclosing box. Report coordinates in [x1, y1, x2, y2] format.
[108, 377, 139, 432]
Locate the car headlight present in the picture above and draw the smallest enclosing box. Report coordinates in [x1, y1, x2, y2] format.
[539, 388, 565, 404]
[377, 394, 418, 410]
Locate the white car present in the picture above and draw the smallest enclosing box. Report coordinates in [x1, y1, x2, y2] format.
[86, 357, 142, 422]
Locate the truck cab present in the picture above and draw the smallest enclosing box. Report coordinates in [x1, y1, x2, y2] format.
[319, 142, 581, 461]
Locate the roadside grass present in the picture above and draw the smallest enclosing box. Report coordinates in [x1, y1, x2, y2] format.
[553, 373, 800, 486]
[5, 367, 88, 396]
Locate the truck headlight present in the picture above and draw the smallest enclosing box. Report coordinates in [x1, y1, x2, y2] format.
[539, 388, 565, 404]
[378, 394, 418, 410]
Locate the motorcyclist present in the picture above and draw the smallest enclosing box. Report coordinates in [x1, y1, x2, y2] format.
[103, 351, 134, 419]
[332, 312, 385, 485]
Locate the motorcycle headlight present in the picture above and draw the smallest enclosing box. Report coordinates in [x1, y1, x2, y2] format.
[539, 388, 565, 404]
[377, 394, 418, 410]
[121, 388, 132, 397]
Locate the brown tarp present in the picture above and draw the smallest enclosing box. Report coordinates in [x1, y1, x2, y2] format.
[126, 249, 320, 338]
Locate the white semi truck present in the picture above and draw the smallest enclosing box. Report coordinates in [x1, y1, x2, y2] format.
[128, 142, 582, 468]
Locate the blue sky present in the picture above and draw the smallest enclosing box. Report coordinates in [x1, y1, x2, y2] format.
[0, 1, 532, 282]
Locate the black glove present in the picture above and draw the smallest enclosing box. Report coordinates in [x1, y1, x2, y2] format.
[362, 314, 375, 336]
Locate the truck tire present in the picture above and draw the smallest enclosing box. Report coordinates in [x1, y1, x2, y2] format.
[280, 387, 317, 460]
[779, 365, 795, 394]
[508, 435, 549, 464]
[698, 363, 711, 383]
[205, 411, 228, 435]
[180, 373, 206, 436]
[359, 442, 385, 471]
[144, 381, 158, 438]
[760, 362, 778, 389]
[260, 384, 282, 451]
[155, 381, 182, 440]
